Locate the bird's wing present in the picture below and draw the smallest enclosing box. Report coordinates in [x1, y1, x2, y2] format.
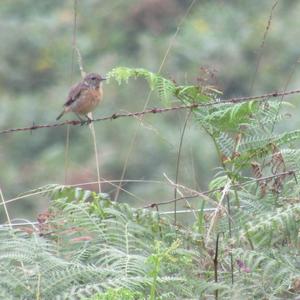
[64, 81, 88, 107]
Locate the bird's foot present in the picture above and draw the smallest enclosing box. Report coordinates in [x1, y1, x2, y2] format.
[75, 113, 87, 126]
[85, 115, 93, 125]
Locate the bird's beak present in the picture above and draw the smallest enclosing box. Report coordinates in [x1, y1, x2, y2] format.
[101, 77, 107, 81]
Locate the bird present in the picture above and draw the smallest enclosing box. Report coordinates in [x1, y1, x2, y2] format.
[56, 72, 106, 123]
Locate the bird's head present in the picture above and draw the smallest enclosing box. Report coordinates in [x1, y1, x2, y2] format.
[84, 73, 106, 89]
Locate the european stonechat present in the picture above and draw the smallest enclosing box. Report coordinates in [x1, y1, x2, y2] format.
[56, 72, 106, 122]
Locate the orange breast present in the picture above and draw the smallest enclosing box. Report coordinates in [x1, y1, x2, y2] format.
[71, 88, 102, 114]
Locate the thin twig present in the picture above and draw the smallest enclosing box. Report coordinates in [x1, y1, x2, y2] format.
[113, 129, 139, 202]
[158, 0, 197, 73]
[0, 221, 39, 229]
[226, 195, 234, 284]
[65, 0, 78, 184]
[74, 46, 85, 77]
[0, 185, 12, 229]
[269, 58, 300, 138]
[206, 181, 231, 243]
[174, 110, 192, 224]
[144, 194, 212, 209]
[164, 172, 215, 204]
[160, 207, 241, 215]
[250, 1, 279, 93]
[70, 0, 78, 83]
[89, 113, 102, 193]
[64, 125, 70, 184]
[144, 170, 295, 209]
[214, 232, 222, 300]
[0, 207, 239, 229]
[70, 0, 101, 193]
[1, 179, 171, 208]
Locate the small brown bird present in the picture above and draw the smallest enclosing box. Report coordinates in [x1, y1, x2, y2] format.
[56, 72, 106, 122]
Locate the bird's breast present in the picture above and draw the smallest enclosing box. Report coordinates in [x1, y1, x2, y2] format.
[71, 88, 102, 114]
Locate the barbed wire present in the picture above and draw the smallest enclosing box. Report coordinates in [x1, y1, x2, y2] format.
[1, 88, 300, 135]
[143, 170, 296, 208]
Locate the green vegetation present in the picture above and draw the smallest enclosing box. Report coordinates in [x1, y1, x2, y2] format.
[1, 0, 300, 218]
[1, 1, 300, 299]
[1, 68, 300, 298]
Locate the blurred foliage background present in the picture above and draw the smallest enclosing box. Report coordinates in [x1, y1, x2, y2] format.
[1, 0, 300, 219]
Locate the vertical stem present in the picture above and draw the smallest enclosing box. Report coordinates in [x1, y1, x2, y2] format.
[226, 195, 234, 284]
[249, 0, 278, 93]
[214, 233, 221, 300]
[89, 115, 101, 193]
[64, 125, 70, 184]
[208, 132, 238, 285]
[36, 272, 41, 300]
[155, 204, 163, 239]
[174, 110, 191, 224]
[71, 0, 78, 83]
[65, 0, 78, 185]
[114, 129, 139, 202]
[0, 186, 11, 229]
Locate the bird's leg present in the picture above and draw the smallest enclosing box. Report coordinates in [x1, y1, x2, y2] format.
[75, 113, 86, 126]
[85, 114, 93, 124]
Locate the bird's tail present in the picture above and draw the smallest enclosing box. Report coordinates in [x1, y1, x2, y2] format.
[56, 110, 65, 121]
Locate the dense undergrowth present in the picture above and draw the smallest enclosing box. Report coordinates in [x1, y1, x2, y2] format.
[1, 68, 300, 299]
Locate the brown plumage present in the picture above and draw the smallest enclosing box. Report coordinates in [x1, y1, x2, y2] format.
[56, 73, 106, 122]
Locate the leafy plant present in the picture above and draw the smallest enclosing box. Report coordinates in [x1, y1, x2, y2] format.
[1, 67, 300, 299]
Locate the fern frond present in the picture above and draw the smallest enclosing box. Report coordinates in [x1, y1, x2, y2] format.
[232, 248, 299, 298]
[107, 67, 176, 105]
[107, 67, 218, 106]
[237, 203, 300, 245]
[215, 133, 235, 157]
